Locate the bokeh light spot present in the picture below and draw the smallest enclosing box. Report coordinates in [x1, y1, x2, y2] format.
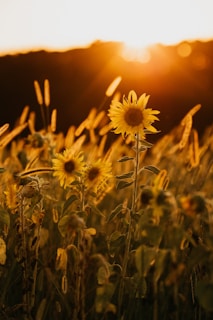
[177, 43, 192, 57]
[192, 53, 209, 70]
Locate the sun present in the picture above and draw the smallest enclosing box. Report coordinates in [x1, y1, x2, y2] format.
[119, 44, 151, 63]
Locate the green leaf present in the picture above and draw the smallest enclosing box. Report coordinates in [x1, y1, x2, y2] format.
[187, 245, 210, 270]
[116, 171, 134, 179]
[154, 249, 169, 282]
[117, 156, 134, 162]
[163, 225, 184, 249]
[141, 224, 164, 247]
[95, 283, 115, 313]
[0, 206, 10, 228]
[107, 203, 123, 223]
[90, 204, 105, 217]
[109, 231, 125, 256]
[58, 213, 85, 237]
[138, 146, 148, 152]
[116, 180, 133, 190]
[143, 165, 160, 175]
[139, 139, 154, 148]
[144, 129, 161, 135]
[0, 168, 5, 173]
[35, 298, 47, 320]
[135, 245, 156, 277]
[70, 180, 81, 186]
[196, 281, 213, 311]
[137, 276, 147, 298]
[133, 140, 154, 152]
[88, 191, 97, 198]
[63, 194, 78, 213]
[36, 269, 44, 292]
[97, 265, 109, 285]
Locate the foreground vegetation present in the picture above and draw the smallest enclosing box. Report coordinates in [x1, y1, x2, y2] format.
[0, 79, 213, 319]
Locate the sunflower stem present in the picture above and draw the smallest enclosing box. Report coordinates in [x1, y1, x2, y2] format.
[73, 182, 86, 320]
[19, 195, 32, 320]
[132, 133, 140, 213]
[80, 183, 86, 212]
[73, 231, 81, 320]
[118, 133, 140, 318]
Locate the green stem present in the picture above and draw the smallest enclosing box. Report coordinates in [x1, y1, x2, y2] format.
[80, 184, 86, 320]
[80, 183, 85, 212]
[30, 224, 41, 309]
[153, 280, 158, 320]
[80, 237, 86, 320]
[73, 183, 86, 319]
[19, 196, 32, 320]
[132, 133, 140, 213]
[118, 133, 140, 317]
[73, 231, 81, 320]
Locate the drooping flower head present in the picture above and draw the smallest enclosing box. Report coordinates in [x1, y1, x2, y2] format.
[108, 90, 160, 139]
[84, 159, 113, 193]
[52, 149, 85, 188]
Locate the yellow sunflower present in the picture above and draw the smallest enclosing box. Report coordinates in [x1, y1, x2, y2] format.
[84, 159, 113, 193]
[108, 90, 160, 139]
[52, 149, 85, 188]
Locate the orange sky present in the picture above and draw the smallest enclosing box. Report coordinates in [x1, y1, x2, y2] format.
[0, 0, 213, 55]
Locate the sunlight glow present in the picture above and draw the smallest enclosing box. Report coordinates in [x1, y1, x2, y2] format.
[121, 46, 151, 63]
[0, 0, 213, 56]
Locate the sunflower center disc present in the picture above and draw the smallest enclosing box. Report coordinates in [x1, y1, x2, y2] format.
[124, 108, 143, 126]
[64, 160, 75, 173]
[88, 168, 100, 181]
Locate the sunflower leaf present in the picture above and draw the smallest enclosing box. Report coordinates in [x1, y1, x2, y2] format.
[109, 231, 126, 256]
[195, 281, 213, 312]
[116, 171, 134, 179]
[135, 245, 157, 277]
[143, 165, 160, 175]
[116, 180, 133, 190]
[0, 206, 10, 227]
[132, 146, 147, 152]
[58, 213, 85, 237]
[117, 156, 134, 162]
[144, 129, 161, 134]
[63, 194, 78, 213]
[88, 191, 97, 198]
[139, 140, 153, 148]
[70, 180, 81, 185]
[107, 203, 123, 222]
[90, 204, 105, 217]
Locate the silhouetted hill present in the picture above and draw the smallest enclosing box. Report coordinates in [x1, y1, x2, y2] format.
[0, 40, 213, 140]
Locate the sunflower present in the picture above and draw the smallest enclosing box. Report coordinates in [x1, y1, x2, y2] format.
[108, 90, 160, 139]
[52, 149, 85, 188]
[84, 159, 113, 193]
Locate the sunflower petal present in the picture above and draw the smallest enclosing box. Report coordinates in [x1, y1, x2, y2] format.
[128, 90, 137, 104]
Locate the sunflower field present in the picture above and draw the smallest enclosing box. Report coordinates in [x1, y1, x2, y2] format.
[0, 79, 213, 320]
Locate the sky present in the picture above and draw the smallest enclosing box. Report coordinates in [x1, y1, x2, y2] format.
[0, 0, 213, 55]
